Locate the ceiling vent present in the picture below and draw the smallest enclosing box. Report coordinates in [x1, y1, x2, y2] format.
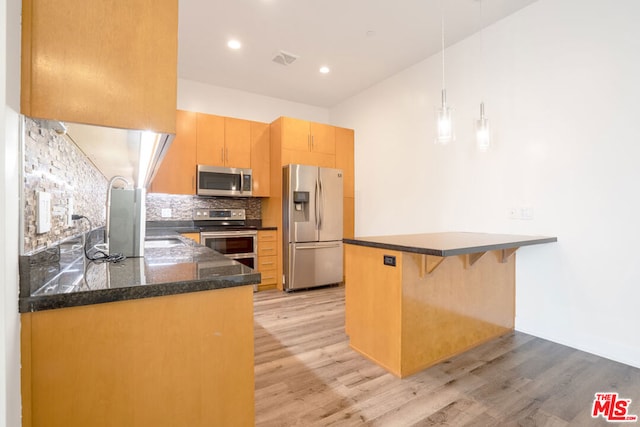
[272, 50, 299, 66]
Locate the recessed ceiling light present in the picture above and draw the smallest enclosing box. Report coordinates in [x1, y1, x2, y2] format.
[227, 39, 242, 50]
[319, 66, 330, 74]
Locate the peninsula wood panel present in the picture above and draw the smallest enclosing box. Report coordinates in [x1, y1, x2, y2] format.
[21, 287, 254, 427]
[149, 110, 197, 195]
[344, 244, 515, 378]
[21, 0, 177, 133]
[400, 251, 515, 377]
[345, 244, 403, 374]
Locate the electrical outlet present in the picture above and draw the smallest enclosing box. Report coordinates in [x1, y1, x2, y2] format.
[37, 191, 51, 234]
[161, 208, 172, 218]
[521, 207, 534, 220]
[510, 206, 534, 220]
[67, 197, 74, 227]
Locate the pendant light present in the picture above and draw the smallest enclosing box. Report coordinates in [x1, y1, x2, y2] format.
[475, 0, 491, 151]
[436, 0, 453, 144]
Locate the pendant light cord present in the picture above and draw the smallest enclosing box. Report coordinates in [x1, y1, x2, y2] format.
[440, 0, 445, 90]
[479, 0, 484, 104]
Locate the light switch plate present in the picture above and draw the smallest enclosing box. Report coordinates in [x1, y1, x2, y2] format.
[67, 197, 74, 227]
[161, 208, 172, 218]
[37, 191, 52, 234]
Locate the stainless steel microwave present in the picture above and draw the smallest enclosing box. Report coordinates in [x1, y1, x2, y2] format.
[196, 165, 252, 197]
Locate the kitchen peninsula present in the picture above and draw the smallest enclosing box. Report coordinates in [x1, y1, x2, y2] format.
[19, 234, 258, 427]
[344, 232, 557, 378]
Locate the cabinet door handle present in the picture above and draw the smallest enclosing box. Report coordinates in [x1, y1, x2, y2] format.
[311, 135, 314, 150]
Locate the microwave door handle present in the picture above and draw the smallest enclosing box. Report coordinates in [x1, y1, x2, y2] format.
[239, 170, 244, 194]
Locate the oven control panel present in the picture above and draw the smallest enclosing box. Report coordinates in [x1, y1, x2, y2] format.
[193, 208, 246, 221]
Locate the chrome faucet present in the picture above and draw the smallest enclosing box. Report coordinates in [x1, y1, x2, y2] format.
[104, 176, 131, 248]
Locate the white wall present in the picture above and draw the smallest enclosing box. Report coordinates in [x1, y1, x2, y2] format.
[178, 78, 329, 124]
[330, 0, 640, 368]
[1, 0, 22, 424]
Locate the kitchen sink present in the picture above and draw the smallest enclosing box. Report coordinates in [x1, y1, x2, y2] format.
[144, 238, 187, 249]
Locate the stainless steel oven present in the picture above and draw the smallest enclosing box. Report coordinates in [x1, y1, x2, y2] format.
[196, 208, 258, 291]
[200, 230, 257, 269]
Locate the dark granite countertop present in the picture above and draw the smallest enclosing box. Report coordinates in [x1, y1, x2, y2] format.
[344, 232, 557, 257]
[19, 232, 261, 313]
[146, 220, 277, 233]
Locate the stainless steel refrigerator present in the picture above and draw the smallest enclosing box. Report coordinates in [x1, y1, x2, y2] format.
[283, 164, 343, 291]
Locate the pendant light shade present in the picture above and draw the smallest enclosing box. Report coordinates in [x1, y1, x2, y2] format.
[436, 89, 454, 144]
[475, 102, 490, 151]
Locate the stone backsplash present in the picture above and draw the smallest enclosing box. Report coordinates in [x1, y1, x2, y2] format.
[23, 118, 108, 253]
[146, 193, 262, 221]
[22, 116, 263, 253]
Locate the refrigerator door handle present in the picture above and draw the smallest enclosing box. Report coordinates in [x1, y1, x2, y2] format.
[295, 243, 342, 250]
[318, 177, 323, 229]
[314, 179, 320, 229]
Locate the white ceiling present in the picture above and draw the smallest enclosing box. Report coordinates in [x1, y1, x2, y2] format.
[178, 0, 538, 108]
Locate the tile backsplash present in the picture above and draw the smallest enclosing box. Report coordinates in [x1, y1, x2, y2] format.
[22, 117, 264, 254]
[23, 118, 108, 253]
[146, 193, 261, 221]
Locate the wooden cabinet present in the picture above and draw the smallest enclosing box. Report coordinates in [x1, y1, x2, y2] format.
[279, 117, 335, 168]
[197, 114, 251, 168]
[257, 230, 278, 291]
[21, 0, 177, 133]
[21, 287, 255, 426]
[335, 127, 354, 198]
[181, 232, 200, 244]
[263, 117, 354, 290]
[335, 126, 355, 240]
[196, 113, 224, 166]
[251, 121, 271, 197]
[151, 112, 268, 195]
[149, 110, 197, 195]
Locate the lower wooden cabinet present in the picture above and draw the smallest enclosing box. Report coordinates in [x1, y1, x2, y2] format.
[180, 232, 200, 244]
[21, 287, 255, 427]
[257, 230, 278, 291]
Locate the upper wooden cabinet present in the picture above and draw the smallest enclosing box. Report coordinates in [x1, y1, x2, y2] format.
[196, 114, 225, 166]
[225, 118, 252, 168]
[281, 117, 336, 155]
[21, 0, 178, 134]
[250, 121, 270, 197]
[149, 110, 197, 195]
[196, 114, 251, 168]
[335, 127, 355, 198]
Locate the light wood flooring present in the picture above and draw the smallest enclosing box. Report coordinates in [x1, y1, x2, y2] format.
[254, 286, 640, 426]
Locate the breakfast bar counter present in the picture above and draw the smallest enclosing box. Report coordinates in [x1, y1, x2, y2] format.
[19, 233, 257, 426]
[343, 232, 557, 378]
